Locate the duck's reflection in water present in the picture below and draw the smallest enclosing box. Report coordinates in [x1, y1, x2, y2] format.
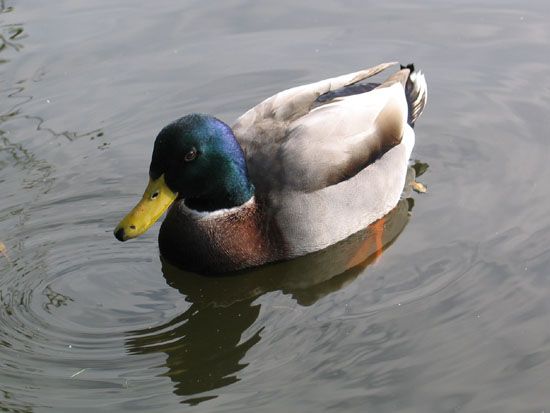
[126, 194, 415, 405]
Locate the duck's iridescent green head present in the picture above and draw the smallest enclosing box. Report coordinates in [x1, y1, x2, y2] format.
[114, 114, 254, 241]
[151, 114, 254, 210]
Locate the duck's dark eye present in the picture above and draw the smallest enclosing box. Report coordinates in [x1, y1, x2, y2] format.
[184, 148, 197, 162]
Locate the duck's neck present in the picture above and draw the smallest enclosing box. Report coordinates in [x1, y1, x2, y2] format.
[184, 161, 255, 213]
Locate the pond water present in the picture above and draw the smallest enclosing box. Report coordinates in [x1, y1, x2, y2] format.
[1, 0, 550, 412]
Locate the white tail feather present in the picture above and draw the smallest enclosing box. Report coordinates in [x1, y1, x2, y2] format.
[407, 69, 428, 125]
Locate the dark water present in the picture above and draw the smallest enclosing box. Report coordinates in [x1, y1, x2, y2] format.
[1, 0, 550, 411]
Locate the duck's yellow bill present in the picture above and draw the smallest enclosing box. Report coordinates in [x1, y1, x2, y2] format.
[114, 174, 178, 241]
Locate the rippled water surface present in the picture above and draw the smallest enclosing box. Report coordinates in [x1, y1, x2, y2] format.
[2, 0, 550, 412]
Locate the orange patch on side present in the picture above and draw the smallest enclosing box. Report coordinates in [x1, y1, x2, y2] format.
[373, 217, 385, 261]
[347, 217, 385, 268]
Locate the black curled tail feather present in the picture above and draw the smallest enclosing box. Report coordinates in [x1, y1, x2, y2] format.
[401, 63, 428, 126]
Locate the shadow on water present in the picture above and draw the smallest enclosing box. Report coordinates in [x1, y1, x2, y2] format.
[125, 167, 425, 405]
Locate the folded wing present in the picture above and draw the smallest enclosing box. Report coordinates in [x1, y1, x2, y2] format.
[232, 62, 411, 194]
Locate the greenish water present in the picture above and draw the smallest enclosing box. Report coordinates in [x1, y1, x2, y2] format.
[1, 1, 550, 412]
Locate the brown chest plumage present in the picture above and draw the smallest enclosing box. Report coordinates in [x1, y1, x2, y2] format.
[159, 199, 283, 274]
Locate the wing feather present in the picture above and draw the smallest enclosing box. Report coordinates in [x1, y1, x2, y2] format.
[231, 63, 409, 194]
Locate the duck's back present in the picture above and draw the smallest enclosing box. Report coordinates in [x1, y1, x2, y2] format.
[232, 62, 426, 258]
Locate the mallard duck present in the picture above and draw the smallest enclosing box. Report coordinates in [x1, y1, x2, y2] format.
[114, 61, 427, 274]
